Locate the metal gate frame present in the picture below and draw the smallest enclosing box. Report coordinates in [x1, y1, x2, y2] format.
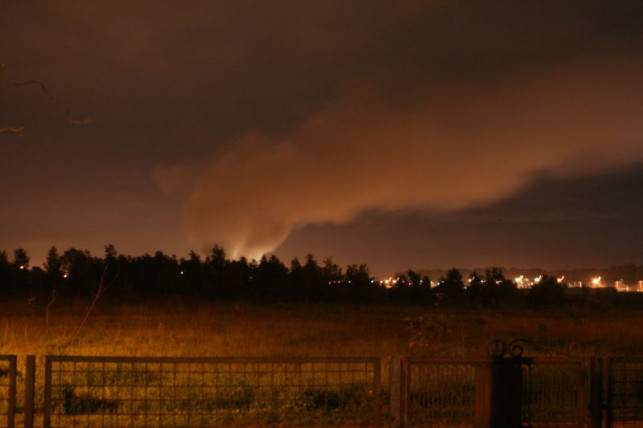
[391, 356, 588, 428]
[43, 355, 382, 428]
[0, 355, 16, 428]
[606, 357, 643, 428]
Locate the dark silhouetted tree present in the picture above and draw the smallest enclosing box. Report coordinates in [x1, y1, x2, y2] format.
[254, 255, 288, 300]
[485, 267, 517, 300]
[301, 254, 323, 301]
[45, 246, 63, 275]
[44, 246, 64, 294]
[345, 263, 375, 302]
[407, 269, 421, 287]
[527, 275, 567, 308]
[421, 275, 431, 289]
[467, 268, 516, 304]
[60, 248, 102, 297]
[149, 251, 180, 295]
[434, 267, 465, 302]
[104, 244, 117, 263]
[0, 250, 10, 295]
[289, 257, 304, 299]
[10, 248, 30, 294]
[322, 257, 343, 285]
[227, 256, 252, 298]
[389, 269, 431, 303]
[205, 245, 232, 297]
[12, 248, 29, 269]
[179, 251, 206, 295]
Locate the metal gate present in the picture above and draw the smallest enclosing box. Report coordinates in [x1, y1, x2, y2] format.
[607, 357, 643, 427]
[43, 355, 381, 427]
[392, 356, 587, 427]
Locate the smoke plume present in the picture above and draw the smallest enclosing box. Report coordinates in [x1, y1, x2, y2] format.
[159, 58, 643, 259]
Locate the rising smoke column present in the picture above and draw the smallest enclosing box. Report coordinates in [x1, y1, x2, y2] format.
[172, 58, 643, 259]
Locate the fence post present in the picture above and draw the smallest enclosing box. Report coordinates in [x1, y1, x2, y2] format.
[389, 358, 402, 428]
[43, 356, 51, 428]
[492, 357, 529, 428]
[589, 357, 603, 428]
[401, 358, 409, 428]
[373, 359, 381, 428]
[605, 358, 613, 428]
[475, 356, 528, 428]
[474, 362, 492, 427]
[24, 355, 35, 428]
[7, 356, 16, 428]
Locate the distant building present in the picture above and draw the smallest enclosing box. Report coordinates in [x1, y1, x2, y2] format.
[615, 280, 629, 292]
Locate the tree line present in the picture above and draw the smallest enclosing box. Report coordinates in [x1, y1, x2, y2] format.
[0, 245, 574, 306]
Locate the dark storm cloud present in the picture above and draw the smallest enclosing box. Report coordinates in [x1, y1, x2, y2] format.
[273, 165, 643, 275]
[2, 1, 642, 268]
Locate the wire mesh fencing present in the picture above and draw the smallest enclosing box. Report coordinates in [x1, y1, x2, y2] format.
[43, 355, 381, 427]
[404, 359, 478, 426]
[0, 355, 16, 428]
[398, 357, 587, 427]
[607, 357, 643, 427]
[522, 358, 586, 427]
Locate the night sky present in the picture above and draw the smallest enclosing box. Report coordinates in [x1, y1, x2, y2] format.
[2, 1, 642, 277]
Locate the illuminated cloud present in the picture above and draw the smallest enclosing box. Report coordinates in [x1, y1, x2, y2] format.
[6, 0, 641, 269]
[161, 57, 643, 259]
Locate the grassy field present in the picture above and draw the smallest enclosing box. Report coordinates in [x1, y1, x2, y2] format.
[2, 297, 643, 359]
[3, 298, 643, 426]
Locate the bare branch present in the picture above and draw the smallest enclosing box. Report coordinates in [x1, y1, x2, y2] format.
[3, 77, 95, 128]
[73, 264, 118, 338]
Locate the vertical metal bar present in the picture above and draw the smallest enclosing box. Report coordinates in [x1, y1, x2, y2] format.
[143, 361, 148, 427]
[43, 356, 52, 428]
[100, 361, 106, 428]
[589, 357, 603, 428]
[401, 358, 409, 428]
[129, 361, 135, 427]
[518, 361, 527, 427]
[172, 361, 177, 428]
[577, 360, 587, 428]
[372, 359, 381, 428]
[605, 358, 612, 428]
[7, 355, 16, 428]
[24, 355, 35, 428]
[389, 359, 401, 428]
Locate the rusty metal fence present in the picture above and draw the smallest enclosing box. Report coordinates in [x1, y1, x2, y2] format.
[0, 354, 640, 427]
[393, 357, 587, 427]
[43, 355, 381, 427]
[398, 358, 478, 426]
[523, 357, 587, 427]
[0, 355, 16, 428]
[606, 357, 643, 427]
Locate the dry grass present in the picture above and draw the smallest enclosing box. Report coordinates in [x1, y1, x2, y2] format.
[0, 299, 420, 359]
[3, 298, 643, 425]
[2, 298, 643, 359]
